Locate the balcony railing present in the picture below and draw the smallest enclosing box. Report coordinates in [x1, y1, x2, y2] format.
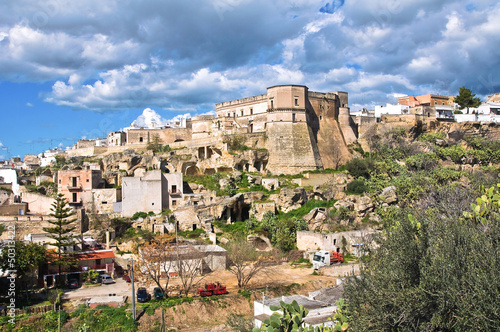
[67, 185, 82, 191]
[169, 189, 182, 196]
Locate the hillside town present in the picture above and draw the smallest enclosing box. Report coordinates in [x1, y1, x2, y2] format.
[1, 83, 500, 330]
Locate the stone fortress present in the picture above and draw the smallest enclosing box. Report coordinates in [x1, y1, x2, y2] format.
[67, 85, 358, 175]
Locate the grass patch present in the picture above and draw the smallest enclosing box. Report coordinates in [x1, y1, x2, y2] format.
[278, 199, 336, 220]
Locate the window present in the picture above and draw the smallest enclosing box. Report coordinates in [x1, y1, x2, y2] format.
[139, 137, 143, 142]
[86, 179, 89, 182]
[320, 115, 323, 120]
[250, 108, 253, 115]
[294, 98, 299, 106]
[292, 113, 296, 122]
[72, 193, 77, 202]
[102, 201, 107, 204]
[171, 185, 177, 193]
[59, 179, 61, 184]
[241, 110, 244, 116]
[172, 200, 177, 206]
[270, 100, 274, 109]
[72, 177, 77, 187]
[152, 202, 154, 205]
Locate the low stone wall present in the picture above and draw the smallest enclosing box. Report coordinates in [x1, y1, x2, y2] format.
[318, 263, 360, 277]
[21, 192, 55, 215]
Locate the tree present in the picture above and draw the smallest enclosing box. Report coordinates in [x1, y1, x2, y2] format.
[0, 241, 47, 300]
[225, 238, 271, 289]
[136, 234, 176, 297]
[146, 134, 163, 153]
[43, 193, 77, 285]
[176, 243, 206, 296]
[455, 86, 481, 113]
[343, 183, 500, 331]
[262, 212, 308, 252]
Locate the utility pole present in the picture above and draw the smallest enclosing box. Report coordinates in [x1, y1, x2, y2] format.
[130, 258, 136, 321]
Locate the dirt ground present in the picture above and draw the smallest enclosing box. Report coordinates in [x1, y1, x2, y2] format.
[61, 263, 338, 331]
[138, 263, 338, 332]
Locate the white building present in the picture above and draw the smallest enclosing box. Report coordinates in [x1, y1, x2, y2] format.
[38, 148, 65, 167]
[455, 102, 500, 123]
[374, 103, 409, 118]
[0, 168, 19, 196]
[121, 170, 183, 217]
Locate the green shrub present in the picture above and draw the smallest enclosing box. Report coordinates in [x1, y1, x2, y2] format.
[245, 215, 259, 231]
[346, 179, 368, 194]
[345, 158, 375, 179]
[436, 145, 466, 163]
[131, 211, 148, 220]
[405, 153, 439, 171]
[418, 132, 446, 143]
[431, 167, 464, 184]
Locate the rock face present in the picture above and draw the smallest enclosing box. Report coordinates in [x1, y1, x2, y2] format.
[380, 186, 397, 204]
[303, 207, 328, 231]
[355, 196, 374, 214]
[272, 187, 308, 213]
[247, 234, 272, 250]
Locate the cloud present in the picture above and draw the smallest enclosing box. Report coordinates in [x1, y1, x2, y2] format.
[131, 108, 191, 129]
[0, 0, 499, 111]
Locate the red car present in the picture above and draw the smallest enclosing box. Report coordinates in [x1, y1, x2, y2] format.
[123, 275, 131, 283]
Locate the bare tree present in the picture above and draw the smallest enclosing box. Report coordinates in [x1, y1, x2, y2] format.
[176, 244, 206, 296]
[225, 239, 271, 289]
[136, 234, 176, 298]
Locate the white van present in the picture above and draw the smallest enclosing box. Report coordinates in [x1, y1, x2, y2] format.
[100, 274, 114, 284]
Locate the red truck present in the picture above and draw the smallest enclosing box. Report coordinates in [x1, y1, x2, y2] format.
[198, 282, 228, 297]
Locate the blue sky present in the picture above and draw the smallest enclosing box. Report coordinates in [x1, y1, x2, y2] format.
[1, 0, 500, 159]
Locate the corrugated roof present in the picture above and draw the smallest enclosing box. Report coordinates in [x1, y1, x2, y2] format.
[259, 295, 330, 311]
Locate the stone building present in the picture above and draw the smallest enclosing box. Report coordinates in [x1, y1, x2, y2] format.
[126, 123, 192, 145]
[214, 85, 356, 174]
[107, 131, 127, 146]
[121, 170, 183, 217]
[57, 168, 104, 207]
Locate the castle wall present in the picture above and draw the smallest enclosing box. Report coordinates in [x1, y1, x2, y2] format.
[266, 121, 323, 174]
[127, 127, 192, 145]
[307, 91, 353, 168]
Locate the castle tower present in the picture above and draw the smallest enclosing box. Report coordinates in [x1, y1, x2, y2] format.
[265, 85, 323, 174]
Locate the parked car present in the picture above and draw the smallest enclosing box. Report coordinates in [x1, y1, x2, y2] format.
[68, 279, 80, 289]
[99, 274, 114, 284]
[137, 287, 151, 303]
[153, 287, 164, 300]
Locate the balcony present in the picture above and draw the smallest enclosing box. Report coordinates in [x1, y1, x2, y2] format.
[67, 185, 82, 191]
[69, 200, 83, 206]
[169, 189, 182, 196]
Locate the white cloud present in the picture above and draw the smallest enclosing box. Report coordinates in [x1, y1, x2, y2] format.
[0, 0, 499, 110]
[131, 108, 190, 129]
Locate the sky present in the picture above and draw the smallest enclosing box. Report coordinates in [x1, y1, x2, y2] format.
[1, 0, 500, 159]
